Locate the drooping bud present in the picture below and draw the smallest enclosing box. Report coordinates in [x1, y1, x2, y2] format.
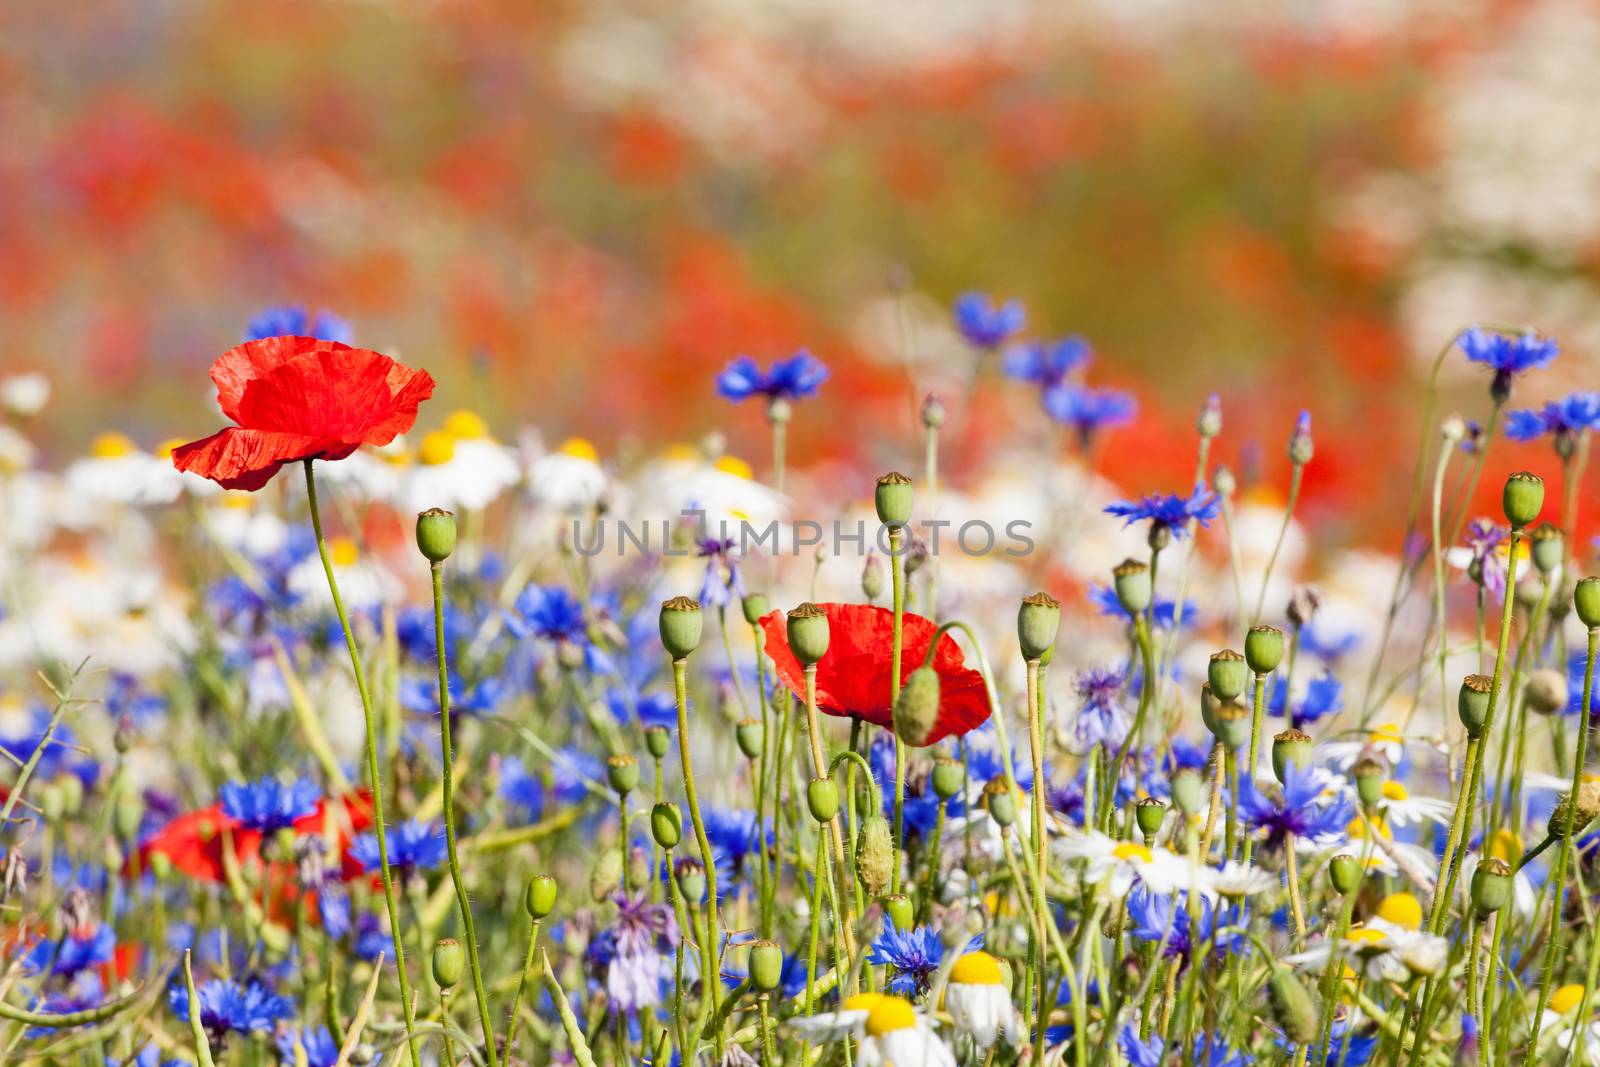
[659, 596, 703, 661]
[1525, 669, 1568, 716]
[749, 939, 783, 993]
[983, 778, 1016, 828]
[1017, 592, 1061, 662]
[857, 816, 894, 896]
[882, 893, 914, 932]
[1530, 522, 1564, 575]
[1112, 558, 1152, 615]
[741, 593, 769, 627]
[1267, 967, 1320, 1044]
[652, 802, 683, 850]
[893, 666, 942, 746]
[432, 938, 465, 989]
[1197, 393, 1222, 439]
[1208, 650, 1249, 702]
[1272, 729, 1313, 784]
[806, 778, 840, 823]
[862, 552, 885, 602]
[787, 603, 831, 666]
[1245, 626, 1284, 674]
[1577, 576, 1600, 629]
[645, 725, 671, 760]
[1210, 700, 1251, 751]
[1135, 797, 1166, 839]
[1548, 782, 1600, 838]
[606, 754, 639, 795]
[525, 874, 558, 920]
[1328, 854, 1362, 896]
[1470, 858, 1512, 918]
[932, 758, 965, 801]
[1351, 757, 1386, 811]
[415, 508, 458, 563]
[1170, 768, 1206, 815]
[1287, 410, 1314, 467]
[736, 719, 764, 759]
[1502, 471, 1545, 529]
[1286, 587, 1320, 630]
[875, 471, 914, 529]
[1458, 674, 1493, 737]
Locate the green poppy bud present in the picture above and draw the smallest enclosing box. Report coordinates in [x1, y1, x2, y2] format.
[1351, 757, 1386, 811]
[1170, 768, 1207, 815]
[645, 724, 671, 760]
[922, 393, 946, 430]
[658, 596, 703, 661]
[736, 718, 764, 759]
[415, 508, 458, 563]
[1210, 700, 1251, 750]
[857, 816, 894, 897]
[590, 848, 623, 902]
[861, 553, 885, 602]
[983, 778, 1016, 828]
[1199, 682, 1223, 735]
[1530, 522, 1563, 575]
[675, 858, 707, 903]
[114, 791, 143, 842]
[149, 851, 172, 881]
[431, 938, 465, 989]
[58, 775, 82, 817]
[1288, 411, 1314, 467]
[1271, 728, 1313, 784]
[1525, 669, 1568, 716]
[787, 603, 831, 666]
[749, 939, 783, 993]
[40, 784, 63, 823]
[1577, 576, 1600, 629]
[1017, 591, 1061, 662]
[628, 847, 651, 889]
[741, 592, 769, 627]
[932, 758, 965, 800]
[1112, 558, 1152, 615]
[651, 802, 682, 850]
[1245, 626, 1284, 674]
[606, 754, 639, 795]
[1213, 465, 1237, 498]
[1328, 853, 1363, 896]
[1458, 674, 1493, 738]
[875, 471, 914, 529]
[806, 778, 840, 823]
[1267, 968, 1320, 1044]
[882, 893, 914, 932]
[1208, 649, 1249, 702]
[1134, 797, 1166, 840]
[1470, 858, 1512, 918]
[893, 666, 942, 746]
[1197, 393, 1222, 439]
[1502, 470, 1545, 529]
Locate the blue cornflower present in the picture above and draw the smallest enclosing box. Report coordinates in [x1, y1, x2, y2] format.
[350, 820, 446, 876]
[497, 756, 544, 822]
[244, 306, 352, 344]
[276, 1027, 339, 1067]
[508, 585, 613, 673]
[601, 892, 679, 1016]
[1119, 1024, 1163, 1067]
[1003, 337, 1090, 387]
[399, 670, 504, 717]
[1459, 327, 1559, 376]
[1267, 672, 1344, 727]
[715, 350, 829, 403]
[868, 921, 961, 996]
[1043, 384, 1137, 438]
[1282, 1018, 1377, 1066]
[1238, 761, 1352, 851]
[1569, 650, 1600, 716]
[550, 745, 606, 804]
[1105, 483, 1219, 540]
[169, 976, 293, 1038]
[702, 809, 768, 886]
[27, 973, 104, 1037]
[219, 777, 320, 833]
[1088, 584, 1196, 629]
[953, 292, 1025, 348]
[1506, 392, 1600, 442]
[697, 536, 747, 610]
[607, 689, 677, 730]
[25, 923, 115, 977]
[1073, 666, 1129, 751]
[127, 1044, 187, 1067]
[1125, 887, 1243, 966]
[395, 601, 470, 662]
[1299, 617, 1360, 661]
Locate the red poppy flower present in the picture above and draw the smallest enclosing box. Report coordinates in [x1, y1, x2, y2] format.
[171, 336, 435, 491]
[138, 791, 374, 884]
[758, 603, 991, 744]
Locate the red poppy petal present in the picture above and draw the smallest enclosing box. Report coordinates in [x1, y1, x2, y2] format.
[211, 337, 358, 424]
[172, 426, 352, 491]
[232, 346, 434, 441]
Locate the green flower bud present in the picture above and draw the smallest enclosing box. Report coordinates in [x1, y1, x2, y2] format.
[727, 718, 760, 761]
[1503, 471, 1545, 529]
[606, 754, 639, 795]
[1245, 626, 1284, 674]
[1170, 767, 1207, 815]
[882, 893, 914, 932]
[1351, 757, 1386, 812]
[590, 848, 623, 902]
[149, 851, 172, 881]
[1577, 576, 1600, 629]
[1458, 674, 1493, 738]
[787, 603, 831, 666]
[431, 938, 465, 989]
[40, 784, 63, 823]
[1525, 669, 1568, 716]
[931, 758, 965, 801]
[1199, 682, 1223, 735]
[645, 725, 672, 760]
[749, 939, 783, 993]
[983, 778, 1016, 828]
[1198, 393, 1222, 439]
[1328, 854, 1363, 896]
[1267, 968, 1321, 1045]
[1213, 465, 1236, 497]
[875, 471, 914, 529]
[675, 858, 707, 903]
[1470, 858, 1512, 918]
[651, 802, 682, 850]
[806, 778, 841, 823]
[658, 596, 703, 661]
[58, 775, 82, 817]
[1210, 700, 1251, 751]
[1288, 412, 1314, 467]
[1271, 729, 1313, 784]
[768, 397, 791, 425]
[415, 508, 457, 563]
[1134, 797, 1166, 839]
[114, 791, 143, 841]
[628, 847, 651, 890]
[1208, 649, 1249, 703]
[862, 553, 885, 602]
[922, 393, 946, 430]
[741, 593, 769, 628]
[857, 815, 894, 897]
[893, 666, 942, 747]
[1530, 522, 1564, 575]
[1017, 592, 1061, 662]
[1112, 558, 1152, 615]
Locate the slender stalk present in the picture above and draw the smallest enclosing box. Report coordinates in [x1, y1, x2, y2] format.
[304, 460, 421, 1067]
[1426, 733, 1481, 934]
[504, 917, 543, 1060]
[889, 525, 907, 890]
[1241, 672, 1268, 868]
[1100, 617, 1154, 824]
[1252, 461, 1303, 627]
[673, 657, 724, 1047]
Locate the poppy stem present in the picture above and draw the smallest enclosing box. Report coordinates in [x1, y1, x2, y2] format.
[1252, 459, 1303, 628]
[673, 657, 724, 1055]
[303, 459, 422, 1067]
[889, 525, 907, 893]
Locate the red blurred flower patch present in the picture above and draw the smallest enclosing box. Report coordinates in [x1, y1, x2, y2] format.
[171, 336, 435, 490]
[758, 603, 991, 744]
[139, 791, 374, 885]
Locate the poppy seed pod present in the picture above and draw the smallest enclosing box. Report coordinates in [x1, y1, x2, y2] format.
[1245, 626, 1284, 674]
[1576, 576, 1600, 629]
[1351, 757, 1387, 812]
[1208, 650, 1249, 702]
[1459, 674, 1493, 737]
[1210, 700, 1251, 751]
[606, 754, 639, 796]
[882, 893, 914, 932]
[748, 939, 783, 993]
[431, 938, 465, 989]
[659, 596, 703, 661]
[893, 666, 942, 746]
[1470, 858, 1512, 918]
[1502, 471, 1545, 529]
[983, 778, 1016, 828]
[1530, 522, 1564, 575]
[1267, 968, 1320, 1044]
[1548, 782, 1600, 838]
[1112, 558, 1152, 615]
[736, 718, 764, 759]
[922, 393, 946, 430]
[741, 592, 769, 628]
[932, 758, 965, 801]
[1272, 729, 1313, 784]
[806, 778, 841, 823]
[1328, 854, 1362, 896]
[525, 875, 558, 921]
[786, 603, 831, 666]
[1200, 682, 1223, 735]
[875, 471, 914, 529]
[651, 802, 682, 850]
[862, 553, 885, 602]
[644, 725, 671, 760]
[675, 858, 707, 903]
[1017, 592, 1061, 662]
[415, 508, 457, 563]
[857, 816, 895, 896]
[1525, 669, 1568, 716]
[1134, 797, 1166, 839]
[1170, 768, 1206, 815]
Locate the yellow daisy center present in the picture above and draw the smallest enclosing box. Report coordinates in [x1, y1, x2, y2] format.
[949, 951, 1005, 987]
[1381, 781, 1408, 801]
[1371, 722, 1402, 745]
[1112, 842, 1154, 864]
[330, 537, 359, 568]
[863, 997, 917, 1037]
[842, 993, 886, 1013]
[1489, 829, 1523, 863]
[715, 455, 754, 480]
[1347, 815, 1390, 840]
[1346, 927, 1389, 948]
[662, 442, 700, 463]
[90, 432, 136, 459]
[418, 431, 457, 466]
[443, 410, 489, 440]
[221, 492, 253, 510]
[558, 437, 599, 461]
[154, 437, 187, 460]
[1550, 984, 1586, 1015]
[1375, 892, 1422, 932]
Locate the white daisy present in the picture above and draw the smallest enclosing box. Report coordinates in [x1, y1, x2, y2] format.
[1054, 829, 1216, 899]
[944, 951, 1022, 1050]
[529, 437, 608, 512]
[0, 372, 49, 417]
[65, 433, 182, 507]
[399, 411, 521, 513]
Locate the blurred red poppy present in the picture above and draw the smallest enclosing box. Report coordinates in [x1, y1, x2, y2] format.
[171, 336, 434, 491]
[758, 603, 991, 744]
[139, 791, 374, 884]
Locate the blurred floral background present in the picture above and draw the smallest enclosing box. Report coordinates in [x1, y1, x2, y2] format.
[3, 0, 1598, 546]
